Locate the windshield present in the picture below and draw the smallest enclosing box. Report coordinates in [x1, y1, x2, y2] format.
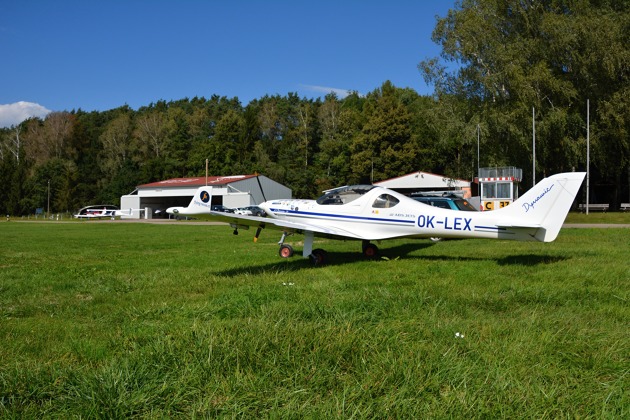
[453, 199, 477, 211]
[316, 185, 376, 205]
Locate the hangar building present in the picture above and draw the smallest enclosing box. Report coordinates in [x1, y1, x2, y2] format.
[375, 171, 471, 196]
[119, 174, 291, 219]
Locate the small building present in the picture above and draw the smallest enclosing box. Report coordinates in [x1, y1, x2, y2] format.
[475, 167, 522, 211]
[119, 174, 291, 219]
[375, 171, 471, 196]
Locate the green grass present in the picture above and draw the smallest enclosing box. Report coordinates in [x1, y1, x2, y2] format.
[565, 211, 630, 224]
[1, 221, 628, 418]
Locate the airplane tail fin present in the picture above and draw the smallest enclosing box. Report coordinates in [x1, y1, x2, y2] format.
[167, 186, 213, 216]
[493, 172, 585, 242]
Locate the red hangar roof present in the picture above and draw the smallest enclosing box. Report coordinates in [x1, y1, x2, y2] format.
[138, 174, 259, 189]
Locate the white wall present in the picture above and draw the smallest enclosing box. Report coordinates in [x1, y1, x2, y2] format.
[222, 192, 252, 208]
[375, 171, 470, 189]
[119, 195, 142, 219]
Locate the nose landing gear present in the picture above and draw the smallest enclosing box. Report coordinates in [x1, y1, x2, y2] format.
[279, 244, 294, 258]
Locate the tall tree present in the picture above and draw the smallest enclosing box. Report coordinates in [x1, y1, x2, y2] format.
[22, 112, 76, 168]
[315, 98, 364, 190]
[134, 110, 173, 160]
[296, 100, 316, 168]
[420, 0, 630, 199]
[45, 112, 76, 160]
[1, 125, 23, 163]
[209, 108, 246, 174]
[350, 81, 415, 183]
[99, 113, 134, 178]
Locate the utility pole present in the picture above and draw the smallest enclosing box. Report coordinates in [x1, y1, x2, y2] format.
[370, 160, 374, 184]
[532, 107, 536, 186]
[47, 180, 50, 219]
[586, 99, 590, 215]
[477, 123, 480, 179]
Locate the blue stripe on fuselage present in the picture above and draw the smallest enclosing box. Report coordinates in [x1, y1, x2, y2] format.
[268, 208, 415, 225]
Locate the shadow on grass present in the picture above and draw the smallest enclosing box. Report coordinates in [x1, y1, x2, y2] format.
[496, 254, 568, 266]
[212, 242, 570, 277]
[212, 243, 434, 276]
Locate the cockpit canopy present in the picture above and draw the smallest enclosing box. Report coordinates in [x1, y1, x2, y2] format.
[316, 185, 401, 209]
[316, 185, 376, 205]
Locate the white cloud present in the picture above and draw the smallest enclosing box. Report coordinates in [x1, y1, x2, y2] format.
[299, 84, 359, 99]
[0, 101, 51, 128]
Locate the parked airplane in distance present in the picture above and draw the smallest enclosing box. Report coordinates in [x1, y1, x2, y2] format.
[74, 205, 119, 219]
[167, 172, 586, 265]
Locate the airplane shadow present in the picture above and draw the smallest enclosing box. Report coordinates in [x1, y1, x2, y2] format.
[212, 242, 569, 277]
[496, 254, 568, 266]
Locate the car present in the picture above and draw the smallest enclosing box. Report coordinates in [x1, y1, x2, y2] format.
[410, 194, 478, 212]
[233, 207, 253, 215]
[410, 193, 478, 241]
[211, 205, 234, 213]
[243, 206, 267, 217]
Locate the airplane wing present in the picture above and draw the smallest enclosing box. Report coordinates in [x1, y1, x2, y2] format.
[190, 211, 367, 240]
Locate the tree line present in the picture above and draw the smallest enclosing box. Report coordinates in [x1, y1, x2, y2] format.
[1, 0, 628, 215]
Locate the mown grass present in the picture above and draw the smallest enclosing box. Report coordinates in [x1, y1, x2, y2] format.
[565, 211, 630, 224]
[0, 221, 628, 418]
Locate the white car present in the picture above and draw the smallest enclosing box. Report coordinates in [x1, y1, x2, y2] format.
[232, 207, 253, 215]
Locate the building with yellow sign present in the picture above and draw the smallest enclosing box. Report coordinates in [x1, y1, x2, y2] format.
[476, 167, 522, 211]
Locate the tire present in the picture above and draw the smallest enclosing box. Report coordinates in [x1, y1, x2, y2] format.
[279, 244, 294, 258]
[309, 248, 328, 265]
[362, 243, 379, 258]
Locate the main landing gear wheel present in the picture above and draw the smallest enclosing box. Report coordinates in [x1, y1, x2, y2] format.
[279, 244, 294, 258]
[362, 243, 379, 259]
[309, 248, 328, 265]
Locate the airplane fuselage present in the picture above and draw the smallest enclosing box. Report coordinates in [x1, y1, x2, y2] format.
[258, 187, 537, 242]
[74, 206, 118, 219]
[167, 173, 585, 264]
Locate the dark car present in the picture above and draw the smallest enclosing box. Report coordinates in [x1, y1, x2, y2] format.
[244, 206, 267, 217]
[211, 205, 234, 213]
[411, 194, 478, 211]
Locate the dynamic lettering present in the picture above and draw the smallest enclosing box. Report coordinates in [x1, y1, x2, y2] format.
[522, 184, 554, 213]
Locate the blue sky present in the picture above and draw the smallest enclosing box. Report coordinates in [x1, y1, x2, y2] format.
[1, 1, 454, 127]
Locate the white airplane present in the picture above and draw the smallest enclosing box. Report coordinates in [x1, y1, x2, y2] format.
[74, 205, 119, 219]
[167, 172, 585, 265]
[74, 205, 146, 219]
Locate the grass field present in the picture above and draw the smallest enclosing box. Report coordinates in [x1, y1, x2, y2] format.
[1, 220, 628, 418]
[565, 211, 630, 224]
